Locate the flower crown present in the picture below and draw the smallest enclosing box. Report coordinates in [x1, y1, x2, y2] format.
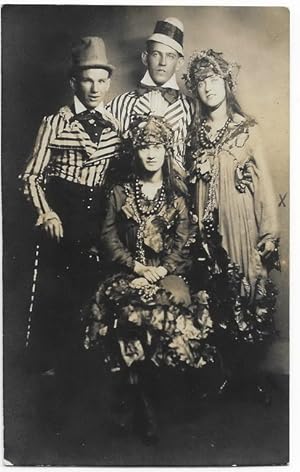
[183, 49, 240, 94]
[126, 114, 174, 148]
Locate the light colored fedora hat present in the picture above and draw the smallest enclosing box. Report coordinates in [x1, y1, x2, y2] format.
[71, 36, 115, 73]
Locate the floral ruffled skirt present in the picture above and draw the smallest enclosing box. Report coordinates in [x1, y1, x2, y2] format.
[83, 273, 216, 371]
[190, 233, 279, 350]
[83, 254, 278, 374]
[210, 264, 278, 345]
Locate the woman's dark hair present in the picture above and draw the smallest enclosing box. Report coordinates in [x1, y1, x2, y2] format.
[133, 145, 188, 204]
[108, 141, 188, 204]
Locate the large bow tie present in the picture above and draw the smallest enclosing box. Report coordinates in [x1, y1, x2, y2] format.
[136, 83, 179, 105]
[71, 110, 110, 126]
[71, 110, 111, 143]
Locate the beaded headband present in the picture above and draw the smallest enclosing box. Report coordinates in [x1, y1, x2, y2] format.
[127, 115, 174, 148]
[184, 49, 240, 94]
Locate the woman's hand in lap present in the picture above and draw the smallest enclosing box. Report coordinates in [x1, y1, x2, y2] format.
[134, 261, 168, 283]
[129, 277, 150, 289]
[156, 266, 168, 279]
[134, 261, 148, 277]
[144, 266, 167, 283]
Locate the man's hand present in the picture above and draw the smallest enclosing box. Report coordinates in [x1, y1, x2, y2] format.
[43, 217, 64, 242]
[257, 239, 275, 259]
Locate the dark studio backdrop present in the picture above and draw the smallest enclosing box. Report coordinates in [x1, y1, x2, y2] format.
[2, 4, 289, 463]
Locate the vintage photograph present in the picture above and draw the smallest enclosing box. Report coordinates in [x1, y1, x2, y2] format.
[2, 4, 289, 466]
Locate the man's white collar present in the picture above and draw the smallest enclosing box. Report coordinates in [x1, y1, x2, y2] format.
[140, 71, 179, 90]
[74, 96, 104, 113]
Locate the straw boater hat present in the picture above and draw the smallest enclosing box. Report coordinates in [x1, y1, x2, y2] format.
[147, 17, 184, 57]
[71, 36, 115, 74]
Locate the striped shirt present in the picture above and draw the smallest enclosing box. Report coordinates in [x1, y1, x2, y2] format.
[107, 87, 194, 169]
[21, 105, 121, 216]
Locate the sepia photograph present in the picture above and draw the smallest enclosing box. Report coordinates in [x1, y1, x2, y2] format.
[2, 4, 289, 466]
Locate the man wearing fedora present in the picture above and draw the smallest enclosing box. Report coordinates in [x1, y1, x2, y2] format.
[108, 17, 194, 171]
[21, 37, 120, 394]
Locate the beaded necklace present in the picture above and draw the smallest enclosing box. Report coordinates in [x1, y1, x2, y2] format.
[134, 178, 166, 217]
[199, 117, 231, 149]
[198, 118, 231, 239]
[133, 179, 166, 264]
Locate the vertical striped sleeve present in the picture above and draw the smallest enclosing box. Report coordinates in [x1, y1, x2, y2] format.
[181, 95, 194, 127]
[22, 116, 56, 215]
[107, 92, 137, 134]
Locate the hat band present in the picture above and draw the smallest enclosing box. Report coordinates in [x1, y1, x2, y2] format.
[154, 21, 183, 46]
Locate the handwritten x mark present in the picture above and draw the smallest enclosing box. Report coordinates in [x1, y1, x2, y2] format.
[278, 193, 287, 207]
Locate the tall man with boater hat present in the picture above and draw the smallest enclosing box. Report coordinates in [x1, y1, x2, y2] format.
[108, 17, 194, 171]
[21, 37, 120, 382]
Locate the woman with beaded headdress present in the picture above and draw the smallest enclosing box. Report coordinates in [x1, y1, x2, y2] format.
[83, 115, 215, 442]
[184, 49, 280, 401]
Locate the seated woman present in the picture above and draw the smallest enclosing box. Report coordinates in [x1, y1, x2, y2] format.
[83, 115, 215, 442]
